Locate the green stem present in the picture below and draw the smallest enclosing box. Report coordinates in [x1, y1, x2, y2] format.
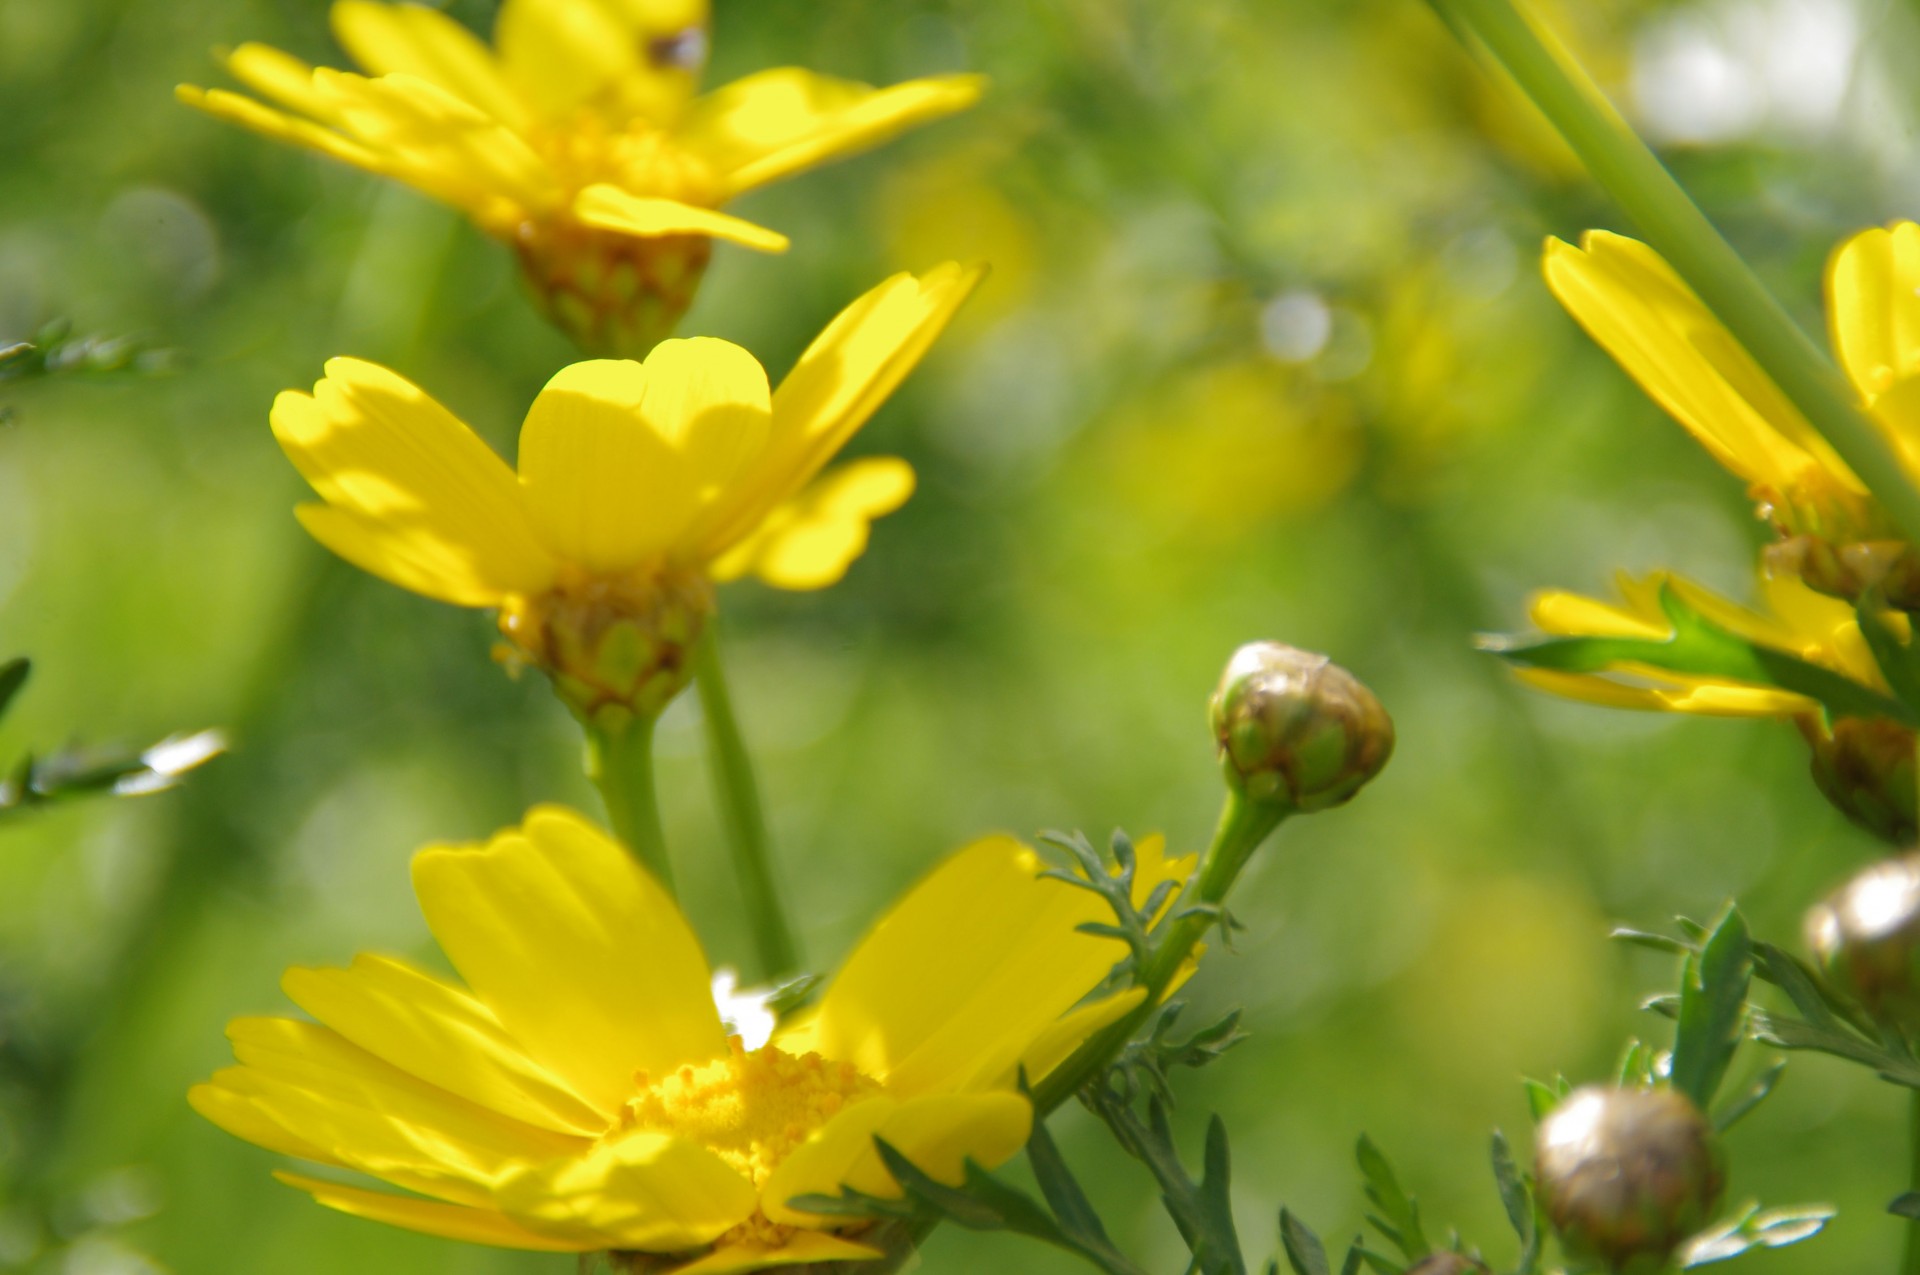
[694, 627, 800, 980]
[1030, 790, 1288, 1114]
[585, 708, 675, 893]
[1427, 0, 1920, 546]
[1906, 1089, 1920, 1275]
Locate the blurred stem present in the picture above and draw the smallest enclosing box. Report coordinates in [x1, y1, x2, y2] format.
[584, 708, 674, 893]
[1030, 790, 1288, 1114]
[1425, 0, 1920, 545]
[1906, 1089, 1920, 1275]
[694, 627, 800, 980]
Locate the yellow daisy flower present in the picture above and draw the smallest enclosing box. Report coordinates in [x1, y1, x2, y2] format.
[178, 0, 984, 355]
[272, 263, 980, 715]
[1544, 225, 1920, 605]
[1514, 569, 1885, 718]
[191, 806, 1191, 1270]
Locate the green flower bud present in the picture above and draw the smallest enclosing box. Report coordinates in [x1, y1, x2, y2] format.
[1806, 852, 1920, 1022]
[1535, 1086, 1722, 1273]
[1802, 716, 1918, 845]
[1405, 1256, 1489, 1275]
[1208, 642, 1394, 811]
[497, 566, 713, 723]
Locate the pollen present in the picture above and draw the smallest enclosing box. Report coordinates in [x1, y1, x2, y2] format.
[623, 1037, 881, 1188]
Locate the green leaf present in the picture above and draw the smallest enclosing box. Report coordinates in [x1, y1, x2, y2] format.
[1026, 1114, 1115, 1250]
[1483, 582, 1918, 726]
[0, 658, 27, 723]
[1680, 1202, 1834, 1265]
[1522, 1076, 1571, 1123]
[1279, 1210, 1331, 1275]
[1490, 1129, 1538, 1272]
[1611, 926, 1695, 956]
[1355, 1136, 1428, 1260]
[1891, 1193, 1920, 1220]
[1713, 1059, 1786, 1133]
[1670, 907, 1751, 1110]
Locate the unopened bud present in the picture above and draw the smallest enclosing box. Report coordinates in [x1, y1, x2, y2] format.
[1806, 853, 1920, 1021]
[514, 225, 711, 359]
[1765, 534, 1920, 612]
[1405, 1256, 1488, 1275]
[1208, 642, 1393, 811]
[1801, 716, 1918, 845]
[497, 566, 712, 722]
[1536, 1086, 1722, 1272]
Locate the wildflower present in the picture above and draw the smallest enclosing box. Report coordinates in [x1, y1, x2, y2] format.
[1544, 225, 1920, 607]
[272, 264, 980, 718]
[178, 0, 984, 355]
[191, 806, 1191, 1267]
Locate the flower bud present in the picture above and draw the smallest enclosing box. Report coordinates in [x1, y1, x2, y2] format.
[1765, 534, 1920, 613]
[1801, 716, 1918, 845]
[1208, 642, 1393, 811]
[1806, 853, 1920, 1021]
[1535, 1086, 1722, 1272]
[497, 566, 713, 722]
[514, 224, 712, 359]
[1405, 1256, 1488, 1275]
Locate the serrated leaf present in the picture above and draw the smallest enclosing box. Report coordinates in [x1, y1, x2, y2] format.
[1522, 1076, 1570, 1123]
[1355, 1136, 1428, 1259]
[1490, 1129, 1537, 1271]
[1280, 1211, 1331, 1275]
[1713, 1059, 1786, 1133]
[1026, 1113, 1114, 1249]
[1671, 908, 1751, 1110]
[1611, 927, 1695, 956]
[1681, 1202, 1833, 1266]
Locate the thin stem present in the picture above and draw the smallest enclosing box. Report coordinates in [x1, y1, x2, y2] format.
[1030, 790, 1288, 1114]
[1427, 0, 1920, 545]
[1905, 1089, 1920, 1275]
[585, 707, 675, 893]
[694, 627, 800, 980]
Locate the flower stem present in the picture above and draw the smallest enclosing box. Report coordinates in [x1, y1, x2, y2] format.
[1030, 790, 1289, 1114]
[584, 707, 675, 894]
[694, 627, 800, 980]
[1905, 1088, 1920, 1275]
[1426, 0, 1920, 545]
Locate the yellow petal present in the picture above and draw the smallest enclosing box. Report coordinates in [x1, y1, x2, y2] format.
[330, 0, 530, 130]
[272, 357, 556, 605]
[761, 1092, 1031, 1228]
[175, 84, 388, 175]
[671, 1231, 884, 1275]
[709, 457, 913, 590]
[679, 68, 985, 197]
[411, 805, 727, 1116]
[1829, 221, 1920, 401]
[275, 1172, 593, 1251]
[573, 185, 789, 252]
[1514, 668, 1814, 718]
[224, 43, 346, 123]
[1527, 587, 1667, 639]
[990, 988, 1146, 1094]
[782, 835, 1185, 1097]
[703, 264, 982, 557]
[517, 343, 772, 571]
[189, 1081, 344, 1166]
[494, 0, 706, 124]
[282, 953, 609, 1135]
[1544, 232, 1857, 497]
[493, 1127, 757, 1250]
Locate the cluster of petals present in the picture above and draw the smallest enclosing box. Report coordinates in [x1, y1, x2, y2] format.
[272, 264, 981, 604]
[1544, 223, 1920, 539]
[178, 0, 983, 256]
[192, 807, 1190, 1270]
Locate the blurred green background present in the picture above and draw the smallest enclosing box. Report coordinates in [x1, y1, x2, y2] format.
[3, 0, 1919, 1269]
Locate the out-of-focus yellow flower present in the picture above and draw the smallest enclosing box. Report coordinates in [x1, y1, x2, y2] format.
[1515, 569, 1884, 717]
[179, 0, 983, 354]
[273, 264, 979, 715]
[1545, 226, 1920, 605]
[191, 806, 1190, 1268]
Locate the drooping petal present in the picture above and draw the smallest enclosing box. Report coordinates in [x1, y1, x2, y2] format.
[779, 835, 1189, 1098]
[709, 457, 913, 590]
[1829, 221, 1920, 401]
[215, 1017, 587, 1205]
[494, 0, 706, 125]
[1515, 667, 1815, 718]
[1543, 232, 1859, 498]
[573, 185, 789, 252]
[493, 1128, 757, 1250]
[331, 0, 530, 130]
[679, 69, 985, 198]
[702, 264, 982, 558]
[275, 1172, 594, 1252]
[671, 1231, 885, 1274]
[410, 806, 727, 1116]
[282, 954, 608, 1134]
[760, 1092, 1031, 1227]
[272, 357, 556, 606]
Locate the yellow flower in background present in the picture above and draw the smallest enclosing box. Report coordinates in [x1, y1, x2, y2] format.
[192, 806, 1190, 1268]
[1514, 569, 1884, 718]
[178, 0, 983, 355]
[273, 264, 980, 716]
[1544, 225, 1920, 606]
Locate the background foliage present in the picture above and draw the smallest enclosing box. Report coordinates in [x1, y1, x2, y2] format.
[3, 0, 1919, 1269]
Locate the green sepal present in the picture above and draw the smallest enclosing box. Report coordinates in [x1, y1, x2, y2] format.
[1482, 581, 1916, 726]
